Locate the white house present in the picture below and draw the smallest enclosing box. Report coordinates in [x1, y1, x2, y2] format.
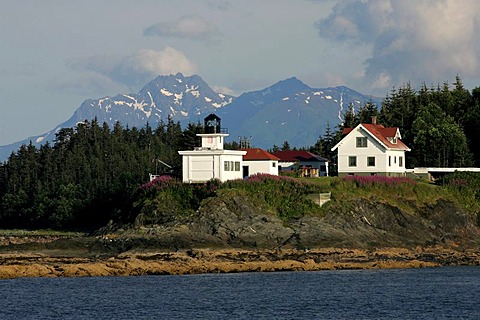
[178, 114, 246, 183]
[331, 118, 410, 177]
[242, 148, 279, 177]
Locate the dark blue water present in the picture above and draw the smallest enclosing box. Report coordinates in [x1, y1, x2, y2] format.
[0, 266, 478, 319]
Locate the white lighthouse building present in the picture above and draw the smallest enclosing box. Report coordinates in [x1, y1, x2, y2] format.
[178, 114, 247, 183]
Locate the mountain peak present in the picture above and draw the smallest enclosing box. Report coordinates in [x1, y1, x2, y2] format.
[269, 77, 311, 93]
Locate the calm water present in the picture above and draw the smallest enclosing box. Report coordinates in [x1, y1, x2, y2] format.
[0, 267, 479, 319]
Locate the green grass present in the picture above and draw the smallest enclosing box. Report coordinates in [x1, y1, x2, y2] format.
[301, 175, 476, 216]
[135, 173, 480, 225]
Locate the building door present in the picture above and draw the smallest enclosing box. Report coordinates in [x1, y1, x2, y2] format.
[243, 166, 249, 178]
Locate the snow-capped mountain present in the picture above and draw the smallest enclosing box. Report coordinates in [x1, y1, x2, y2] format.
[0, 74, 379, 161]
[218, 77, 379, 149]
[66, 72, 234, 130]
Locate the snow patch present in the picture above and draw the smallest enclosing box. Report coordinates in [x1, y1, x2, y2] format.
[160, 88, 173, 96]
[180, 111, 188, 116]
[174, 93, 183, 105]
[313, 91, 322, 95]
[176, 78, 183, 83]
[190, 90, 200, 98]
[218, 93, 225, 98]
[204, 97, 212, 102]
[325, 95, 332, 100]
[147, 91, 156, 109]
[36, 136, 45, 143]
[282, 97, 289, 101]
[123, 94, 136, 101]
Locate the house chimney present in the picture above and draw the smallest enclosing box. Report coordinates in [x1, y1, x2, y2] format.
[372, 116, 377, 125]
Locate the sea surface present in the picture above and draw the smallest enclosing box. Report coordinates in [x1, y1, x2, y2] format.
[0, 266, 479, 319]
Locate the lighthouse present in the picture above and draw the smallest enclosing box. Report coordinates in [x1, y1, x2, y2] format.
[178, 114, 246, 183]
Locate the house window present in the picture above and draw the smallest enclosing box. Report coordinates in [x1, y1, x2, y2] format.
[367, 156, 375, 167]
[349, 156, 357, 167]
[224, 161, 230, 171]
[399, 156, 403, 167]
[392, 137, 397, 144]
[235, 161, 240, 171]
[394, 156, 397, 164]
[356, 137, 367, 148]
[389, 156, 391, 166]
[272, 162, 276, 168]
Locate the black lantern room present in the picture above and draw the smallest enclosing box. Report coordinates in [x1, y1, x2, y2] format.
[204, 114, 221, 134]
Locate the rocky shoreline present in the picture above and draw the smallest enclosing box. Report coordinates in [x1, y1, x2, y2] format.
[1, 245, 479, 279]
[2, 193, 480, 279]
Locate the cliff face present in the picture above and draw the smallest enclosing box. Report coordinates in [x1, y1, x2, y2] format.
[126, 191, 480, 250]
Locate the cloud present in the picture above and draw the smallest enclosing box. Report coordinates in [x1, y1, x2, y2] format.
[68, 47, 198, 90]
[315, 0, 480, 90]
[211, 85, 238, 97]
[143, 15, 219, 41]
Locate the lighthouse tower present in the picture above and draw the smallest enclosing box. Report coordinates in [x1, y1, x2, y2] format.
[197, 113, 228, 150]
[178, 114, 246, 183]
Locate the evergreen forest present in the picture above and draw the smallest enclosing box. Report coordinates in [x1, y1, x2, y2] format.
[1, 76, 480, 230]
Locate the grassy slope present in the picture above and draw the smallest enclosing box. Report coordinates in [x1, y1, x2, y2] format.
[304, 176, 480, 218]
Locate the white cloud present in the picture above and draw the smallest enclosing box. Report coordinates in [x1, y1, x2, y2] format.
[315, 0, 480, 90]
[211, 85, 237, 96]
[143, 15, 219, 41]
[129, 48, 198, 76]
[68, 47, 198, 90]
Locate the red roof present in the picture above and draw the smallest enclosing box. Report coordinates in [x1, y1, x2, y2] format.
[362, 123, 409, 150]
[242, 148, 280, 161]
[343, 123, 410, 151]
[272, 150, 328, 162]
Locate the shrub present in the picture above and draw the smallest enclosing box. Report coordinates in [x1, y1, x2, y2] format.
[342, 175, 417, 187]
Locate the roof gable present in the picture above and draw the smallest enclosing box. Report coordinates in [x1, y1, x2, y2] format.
[332, 123, 410, 151]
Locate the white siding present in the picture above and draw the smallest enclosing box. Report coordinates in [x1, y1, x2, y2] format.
[336, 127, 407, 175]
[219, 154, 244, 181]
[179, 150, 246, 183]
[187, 155, 215, 181]
[243, 160, 278, 176]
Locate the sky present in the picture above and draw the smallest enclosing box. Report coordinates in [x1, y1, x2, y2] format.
[1, 0, 480, 145]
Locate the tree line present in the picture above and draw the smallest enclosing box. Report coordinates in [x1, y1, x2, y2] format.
[306, 76, 479, 171]
[1, 76, 480, 230]
[0, 117, 202, 230]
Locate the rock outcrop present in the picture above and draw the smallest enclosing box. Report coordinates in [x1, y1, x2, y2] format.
[1, 191, 479, 279]
[117, 192, 480, 251]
